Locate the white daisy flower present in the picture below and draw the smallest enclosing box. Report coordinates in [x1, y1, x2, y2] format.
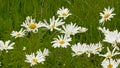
[10, 28, 25, 38]
[94, 42, 103, 53]
[25, 53, 45, 66]
[101, 59, 119, 68]
[103, 30, 120, 50]
[42, 16, 65, 31]
[37, 48, 49, 57]
[0, 40, 15, 52]
[25, 48, 49, 66]
[99, 47, 120, 60]
[86, 45, 95, 57]
[71, 43, 87, 57]
[21, 16, 43, 33]
[99, 7, 116, 24]
[86, 43, 101, 57]
[98, 27, 110, 34]
[79, 27, 88, 33]
[51, 35, 71, 48]
[60, 23, 80, 36]
[57, 6, 71, 19]
[25, 53, 44, 66]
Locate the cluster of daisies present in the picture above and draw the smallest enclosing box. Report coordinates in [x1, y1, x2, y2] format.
[69, 6, 120, 68]
[4, 6, 86, 66]
[0, 6, 120, 68]
[97, 27, 120, 67]
[25, 48, 49, 66]
[71, 42, 103, 57]
[98, 7, 120, 68]
[72, 6, 120, 68]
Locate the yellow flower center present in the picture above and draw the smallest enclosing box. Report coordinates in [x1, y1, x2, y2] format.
[107, 64, 113, 68]
[16, 33, 21, 37]
[59, 40, 65, 44]
[70, 32, 73, 35]
[106, 54, 112, 58]
[77, 51, 83, 54]
[4, 46, 8, 49]
[104, 13, 110, 18]
[32, 58, 38, 63]
[88, 50, 93, 53]
[96, 47, 100, 50]
[50, 24, 55, 29]
[29, 23, 36, 29]
[62, 12, 67, 16]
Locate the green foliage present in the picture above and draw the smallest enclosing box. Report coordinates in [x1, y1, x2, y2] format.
[0, 0, 120, 68]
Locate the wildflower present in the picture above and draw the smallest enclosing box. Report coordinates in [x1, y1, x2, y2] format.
[94, 42, 103, 53]
[60, 23, 80, 36]
[21, 16, 43, 33]
[11, 28, 25, 38]
[103, 30, 120, 50]
[57, 6, 71, 19]
[51, 35, 71, 48]
[43, 16, 65, 31]
[99, 7, 116, 24]
[99, 47, 120, 60]
[85, 42, 103, 57]
[79, 27, 88, 33]
[37, 48, 49, 57]
[71, 43, 87, 56]
[98, 27, 110, 34]
[0, 40, 15, 52]
[25, 48, 49, 66]
[25, 53, 45, 66]
[101, 59, 119, 68]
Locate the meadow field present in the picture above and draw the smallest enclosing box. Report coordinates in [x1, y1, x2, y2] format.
[0, 0, 120, 68]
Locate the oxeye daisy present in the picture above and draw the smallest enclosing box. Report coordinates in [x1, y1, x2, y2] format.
[99, 47, 120, 60]
[0, 40, 15, 52]
[21, 16, 44, 33]
[25, 48, 49, 66]
[10, 28, 25, 38]
[57, 6, 71, 19]
[101, 59, 119, 68]
[60, 23, 80, 36]
[71, 43, 87, 57]
[98, 27, 110, 34]
[85, 45, 95, 57]
[51, 35, 71, 48]
[85, 42, 103, 57]
[37, 48, 49, 57]
[99, 7, 116, 24]
[25, 53, 45, 66]
[42, 16, 65, 31]
[103, 30, 120, 50]
[79, 27, 88, 33]
[94, 42, 103, 53]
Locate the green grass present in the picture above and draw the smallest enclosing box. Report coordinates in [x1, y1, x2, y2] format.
[0, 0, 120, 68]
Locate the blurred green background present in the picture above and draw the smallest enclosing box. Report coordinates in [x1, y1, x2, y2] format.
[0, 0, 120, 68]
